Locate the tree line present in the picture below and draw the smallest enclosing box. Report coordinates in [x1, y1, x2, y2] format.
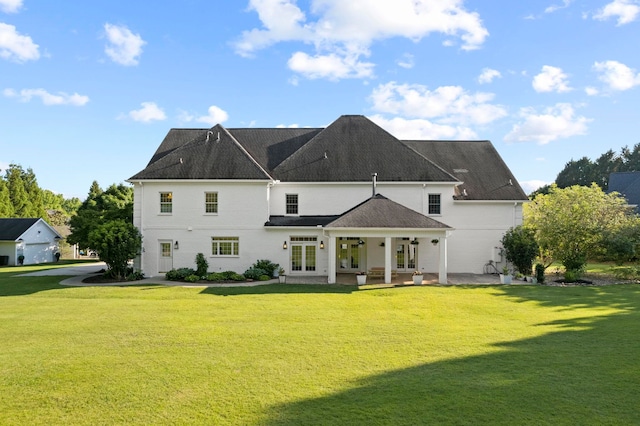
[0, 164, 81, 226]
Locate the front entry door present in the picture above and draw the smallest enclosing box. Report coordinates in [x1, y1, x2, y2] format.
[396, 240, 417, 271]
[158, 241, 173, 273]
[290, 237, 317, 274]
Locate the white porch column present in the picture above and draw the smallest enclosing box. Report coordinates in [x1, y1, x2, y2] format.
[384, 236, 392, 283]
[438, 235, 448, 284]
[327, 236, 336, 284]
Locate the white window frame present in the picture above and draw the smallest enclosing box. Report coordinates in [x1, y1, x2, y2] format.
[211, 236, 239, 257]
[428, 193, 441, 215]
[205, 192, 218, 214]
[160, 192, 173, 214]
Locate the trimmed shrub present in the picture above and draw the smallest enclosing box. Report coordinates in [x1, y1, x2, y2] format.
[184, 274, 200, 283]
[258, 274, 271, 281]
[535, 263, 545, 284]
[165, 268, 196, 281]
[195, 253, 208, 277]
[251, 260, 279, 278]
[244, 267, 267, 280]
[230, 273, 245, 281]
[206, 272, 226, 282]
[222, 270, 238, 280]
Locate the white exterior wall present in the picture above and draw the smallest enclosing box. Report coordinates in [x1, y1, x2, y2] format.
[17, 220, 60, 265]
[133, 179, 523, 277]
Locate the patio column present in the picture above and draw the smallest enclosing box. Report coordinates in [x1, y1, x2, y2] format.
[438, 235, 448, 284]
[384, 236, 392, 283]
[327, 236, 336, 284]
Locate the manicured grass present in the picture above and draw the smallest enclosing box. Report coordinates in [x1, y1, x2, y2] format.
[1, 264, 639, 425]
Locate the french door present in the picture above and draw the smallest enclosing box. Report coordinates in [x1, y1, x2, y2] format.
[290, 237, 317, 273]
[396, 239, 417, 271]
[337, 237, 363, 272]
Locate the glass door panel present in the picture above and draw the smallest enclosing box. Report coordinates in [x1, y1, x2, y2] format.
[291, 245, 303, 271]
[305, 246, 316, 271]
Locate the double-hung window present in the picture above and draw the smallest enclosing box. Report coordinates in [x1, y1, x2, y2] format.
[160, 192, 173, 214]
[286, 194, 298, 215]
[205, 192, 218, 214]
[428, 194, 441, 215]
[211, 237, 239, 256]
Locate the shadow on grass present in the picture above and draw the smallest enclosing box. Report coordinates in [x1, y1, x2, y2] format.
[200, 283, 357, 296]
[0, 275, 67, 297]
[261, 286, 640, 425]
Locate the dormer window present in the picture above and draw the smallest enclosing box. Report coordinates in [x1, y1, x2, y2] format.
[286, 194, 298, 215]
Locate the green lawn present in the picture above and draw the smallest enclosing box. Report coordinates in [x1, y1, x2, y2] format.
[1, 264, 639, 425]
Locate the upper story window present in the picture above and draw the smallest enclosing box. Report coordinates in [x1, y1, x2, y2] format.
[286, 194, 298, 215]
[160, 192, 173, 214]
[211, 236, 239, 256]
[205, 192, 218, 214]
[428, 193, 441, 215]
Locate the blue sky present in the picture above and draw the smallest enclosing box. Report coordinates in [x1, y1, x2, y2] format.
[1, 0, 639, 199]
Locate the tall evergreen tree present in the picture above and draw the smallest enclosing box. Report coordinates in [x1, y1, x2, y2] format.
[0, 179, 15, 217]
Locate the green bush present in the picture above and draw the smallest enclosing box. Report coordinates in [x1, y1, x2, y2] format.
[221, 270, 238, 280]
[501, 226, 538, 276]
[535, 263, 545, 284]
[184, 274, 200, 283]
[612, 266, 640, 280]
[195, 253, 208, 277]
[165, 268, 196, 281]
[206, 273, 226, 282]
[258, 274, 271, 281]
[230, 273, 245, 281]
[563, 269, 580, 283]
[251, 260, 279, 278]
[244, 267, 267, 280]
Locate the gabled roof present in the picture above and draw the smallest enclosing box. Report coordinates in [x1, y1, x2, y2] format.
[272, 115, 457, 182]
[130, 125, 273, 180]
[403, 140, 528, 201]
[326, 194, 451, 229]
[0, 218, 44, 241]
[608, 171, 640, 208]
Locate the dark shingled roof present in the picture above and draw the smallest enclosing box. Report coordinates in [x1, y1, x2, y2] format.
[130, 125, 272, 180]
[0, 218, 39, 240]
[608, 172, 640, 210]
[130, 115, 526, 203]
[326, 194, 451, 229]
[273, 115, 456, 182]
[403, 140, 528, 201]
[265, 215, 340, 227]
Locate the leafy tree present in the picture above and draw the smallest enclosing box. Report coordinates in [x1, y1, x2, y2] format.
[525, 184, 632, 276]
[88, 220, 142, 280]
[620, 143, 640, 172]
[0, 179, 15, 217]
[501, 226, 539, 275]
[68, 181, 133, 250]
[601, 216, 640, 264]
[555, 157, 597, 188]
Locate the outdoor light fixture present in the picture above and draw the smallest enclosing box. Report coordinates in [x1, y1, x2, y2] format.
[358, 239, 365, 245]
[320, 241, 324, 249]
[283, 241, 288, 250]
[174, 241, 179, 250]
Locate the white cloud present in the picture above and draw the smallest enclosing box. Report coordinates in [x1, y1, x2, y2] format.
[532, 65, 572, 93]
[0, 0, 22, 13]
[585, 86, 599, 96]
[593, 60, 640, 91]
[287, 51, 374, 80]
[128, 102, 166, 122]
[195, 105, 229, 126]
[369, 114, 477, 140]
[477, 67, 501, 84]
[104, 23, 146, 66]
[234, 0, 488, 80]
[0, 23, 39, 62]
[3, 88, 89, 105]
[370, 81, 507, 126]
[545, 0, 572, 14]
[593, 0, 640, 25]
[505, 103, 591, 144]
[397, 53, 415, 69]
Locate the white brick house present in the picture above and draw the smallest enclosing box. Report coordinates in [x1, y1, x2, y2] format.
[129, 115, 527, 283]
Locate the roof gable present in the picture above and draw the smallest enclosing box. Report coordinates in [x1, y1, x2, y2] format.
[272, 115, 457, 182]
[609, 172, 640, 207]
[326, 194, 451, 229]
[403, 140, 528, 201]
[130, 125, 272, 180]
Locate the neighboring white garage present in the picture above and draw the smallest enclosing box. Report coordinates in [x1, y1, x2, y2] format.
[0, 218, 62, 266]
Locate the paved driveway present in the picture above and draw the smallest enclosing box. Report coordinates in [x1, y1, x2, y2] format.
[17, 262, 107, 277]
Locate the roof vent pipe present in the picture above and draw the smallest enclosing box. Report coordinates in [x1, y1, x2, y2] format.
[372, 173, 378, 197]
